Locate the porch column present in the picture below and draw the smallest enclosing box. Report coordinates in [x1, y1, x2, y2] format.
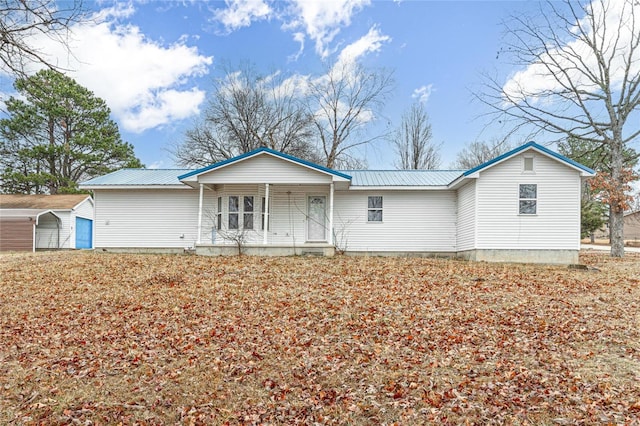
[263, 183, 270, 244]
[329, 182, 334, 245]
[197, 183, 204, 244]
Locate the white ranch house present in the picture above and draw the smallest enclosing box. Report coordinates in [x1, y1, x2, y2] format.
[80, 142, 595, 264]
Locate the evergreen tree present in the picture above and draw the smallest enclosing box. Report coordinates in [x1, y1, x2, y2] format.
[0, 70, 142, 194]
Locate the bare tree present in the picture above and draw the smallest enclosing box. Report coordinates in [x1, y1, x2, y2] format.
[392, 102, 440, 170]
[307, 61, 394, 168]
[0, 0, 85, 76]
[173, 64, 318, 167]
[478, 0, 640, 257]
[453, 139, 513, 169]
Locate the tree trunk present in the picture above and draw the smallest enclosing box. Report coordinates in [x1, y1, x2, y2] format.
[610, 209, 625, 257]
[590, 232, 595, 244]
[609, 136, 625, 258]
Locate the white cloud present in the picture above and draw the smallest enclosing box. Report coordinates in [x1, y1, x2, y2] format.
[284, 0, 371, 58]
[212, 0, 272, 33]
[503, 0, 640, 104]
[412, 84, 433, 104]
[336, 25, 390, 65]
[19, 6, 213, 133]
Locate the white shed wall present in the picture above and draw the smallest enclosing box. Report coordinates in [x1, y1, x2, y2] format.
[35, 213, 62, 249]
[333, 190, 457, 252]
[475, 153, 581, 250]
[94, 189, 200, 248]
[456, 180, 476, 251]
[198, 155, 332, 185]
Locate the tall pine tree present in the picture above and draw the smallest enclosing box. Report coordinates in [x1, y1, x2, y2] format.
[0, 69, 142, 194]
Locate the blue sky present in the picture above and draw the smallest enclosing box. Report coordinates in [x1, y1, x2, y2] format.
[0, 1, 587, 169]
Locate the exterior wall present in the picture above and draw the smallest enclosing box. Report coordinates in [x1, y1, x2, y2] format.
[51, 211, 71, 249]
[198, 155, 333, 185]
[475, 153, 582, 250]
[0, 218, 33, 251]
[35, 213, 61, 249]
[94, 189, 200, 249]
[456, 180, 476, 251]
[333, 190, 457, 252]
[625, 212, 640, 240]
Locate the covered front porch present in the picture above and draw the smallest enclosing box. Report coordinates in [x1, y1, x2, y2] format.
[192, 182, 339, 256]
[177, 148, 352, 256]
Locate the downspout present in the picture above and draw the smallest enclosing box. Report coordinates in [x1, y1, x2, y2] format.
[329, 183, 334, 245]
[263, 183, 270, 244]
[197, 183, 204, 245]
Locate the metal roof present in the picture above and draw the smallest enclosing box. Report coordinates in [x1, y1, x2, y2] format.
[342, 170, 464, 187]
[0, 194, 91, 209]
[80, 169, 194, 186]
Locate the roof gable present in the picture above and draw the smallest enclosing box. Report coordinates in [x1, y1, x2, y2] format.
[178, 148, 352, 182]
[463, 141, 596, 177]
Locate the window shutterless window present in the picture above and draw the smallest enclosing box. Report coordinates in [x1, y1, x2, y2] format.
[228, 196, 239, 229]
[368, 196, 383, 222]
[217, 197, 222, 230]
[519, 184, 537, 214]
[243, 196, 254, 230]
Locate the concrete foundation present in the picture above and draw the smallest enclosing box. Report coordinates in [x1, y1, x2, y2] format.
[459, 249, 579, 265]
[195, 243, 335, 257]
[344, 250, 456, 259]
[95, 247, 190, 254]
[93, 246, 579, 264]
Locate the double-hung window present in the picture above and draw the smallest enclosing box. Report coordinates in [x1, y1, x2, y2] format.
[228, 196, 239, 229]
[519, 184, 537, 215]
[243, 196, 254, 230]
[217, 197, 222, 230]
[368, 196, 383, 222]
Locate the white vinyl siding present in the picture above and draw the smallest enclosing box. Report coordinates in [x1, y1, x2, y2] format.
[475, 153, 581, 250]
[93, 189, 204, 248]
[73, 198, 94, 220]
[197, 155, 333, 185]
[456, 180, 476, 251]
[334, 190, 457, 252]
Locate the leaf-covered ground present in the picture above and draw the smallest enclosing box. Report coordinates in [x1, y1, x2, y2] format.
[1, 251, 639, 425]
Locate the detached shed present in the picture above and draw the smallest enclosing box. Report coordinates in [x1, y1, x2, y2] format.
[0, 194, 94, 252]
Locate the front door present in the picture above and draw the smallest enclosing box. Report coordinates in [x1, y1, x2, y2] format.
[307, 196, 326, 241]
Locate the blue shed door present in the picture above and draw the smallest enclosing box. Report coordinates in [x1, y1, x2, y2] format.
[75, 217, 93, 249]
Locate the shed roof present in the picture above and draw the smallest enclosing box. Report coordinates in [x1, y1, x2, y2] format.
[0, 194, 91, 210]
[344, 170, 463, 187]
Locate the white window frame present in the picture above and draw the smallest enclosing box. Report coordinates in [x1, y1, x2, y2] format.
[243, 196, 254, 230]
[519, 184, 537, 215]
[216, 196, 222, 230]
[228, 196, 239, 229]
[367, 196, 383, 223]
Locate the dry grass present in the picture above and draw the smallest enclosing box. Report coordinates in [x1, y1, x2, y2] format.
[0, 251, 639, 425]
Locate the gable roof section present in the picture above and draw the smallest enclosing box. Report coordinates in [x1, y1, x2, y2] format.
[345, 170, 463, 188]
[178, 147, 352, 181]
[0, 194, 91, 210]
[463, 141, 596, 177]
[80, 169, 193, 188]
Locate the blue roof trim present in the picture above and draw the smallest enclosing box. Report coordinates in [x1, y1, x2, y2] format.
[177, 147, 352, 181]
[463, 141, 596, 176]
